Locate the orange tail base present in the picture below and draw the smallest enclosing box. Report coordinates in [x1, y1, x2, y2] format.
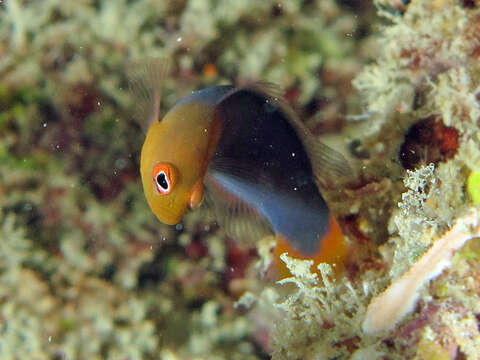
[273, 217, 348, 278]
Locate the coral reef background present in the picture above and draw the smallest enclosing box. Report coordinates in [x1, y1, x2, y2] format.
[2, 0, 480, 359]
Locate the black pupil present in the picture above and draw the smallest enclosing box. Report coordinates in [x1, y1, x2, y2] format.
[156, 172, 169, 190]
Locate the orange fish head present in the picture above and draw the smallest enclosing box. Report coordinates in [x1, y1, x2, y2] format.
[140, 104, 217, 225]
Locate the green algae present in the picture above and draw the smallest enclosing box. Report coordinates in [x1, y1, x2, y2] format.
[3, 0, 480, 358]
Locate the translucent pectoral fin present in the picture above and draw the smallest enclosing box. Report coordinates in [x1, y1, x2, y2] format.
[204, 165, 273, 245]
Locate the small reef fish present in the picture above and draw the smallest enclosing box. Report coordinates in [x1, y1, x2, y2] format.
[128, 59, 351, 274]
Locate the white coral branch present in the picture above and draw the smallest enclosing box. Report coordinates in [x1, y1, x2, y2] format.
[363, 208, 480, 334]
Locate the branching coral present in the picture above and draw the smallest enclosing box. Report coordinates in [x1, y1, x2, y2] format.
[388, 162, 464, 277]
[272, 254, 370, 360]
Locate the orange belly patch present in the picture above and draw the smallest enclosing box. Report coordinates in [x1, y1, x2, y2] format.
[273, 217, 348, 278]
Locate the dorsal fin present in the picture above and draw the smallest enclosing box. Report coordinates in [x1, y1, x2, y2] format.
[126, 58, 170, 133]
[220, 81, 353, 188]
[302, 135, 353, 188]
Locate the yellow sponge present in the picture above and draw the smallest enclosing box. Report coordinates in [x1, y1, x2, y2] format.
[467, 171, 480, 204]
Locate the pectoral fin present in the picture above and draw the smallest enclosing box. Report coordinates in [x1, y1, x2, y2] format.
[204, 162, 273, 245]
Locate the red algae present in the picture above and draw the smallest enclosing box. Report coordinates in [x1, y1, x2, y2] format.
[399, 115, 459, 170]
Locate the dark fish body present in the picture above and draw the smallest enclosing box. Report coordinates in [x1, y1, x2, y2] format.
[173, 85, 337, 255]
[130, 59, 349, 263]
[210, 87, 331, 254]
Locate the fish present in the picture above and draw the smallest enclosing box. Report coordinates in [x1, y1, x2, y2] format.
[128, 59, 351, 274]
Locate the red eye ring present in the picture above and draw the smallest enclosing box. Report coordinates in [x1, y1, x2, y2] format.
[153, 163, 177, 195]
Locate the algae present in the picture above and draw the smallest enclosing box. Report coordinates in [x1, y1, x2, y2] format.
[2, 0, 480, 359]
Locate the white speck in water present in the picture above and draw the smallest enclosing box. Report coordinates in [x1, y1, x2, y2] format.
[176, 36, 182, 42]
[291, 152, 296, 157]
[115, 158, 127, 169]
[150, 245, 153, 250]
[48, 336, 52, 343]
[56, 144, 60, 150]
[97, 101, 101, 106]
[204, 128, 208, 133]
[345, 33, 353, 38]
[293, 187, 298, 191]
[42, 122, 47, 128]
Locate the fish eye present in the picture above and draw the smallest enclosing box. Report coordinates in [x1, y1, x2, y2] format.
[156, 171, 169, 191]
[153, 163, 177, 195]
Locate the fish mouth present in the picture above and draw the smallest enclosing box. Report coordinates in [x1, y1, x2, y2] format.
[155, 211, 183, 226]
[149, 198, 187, 226]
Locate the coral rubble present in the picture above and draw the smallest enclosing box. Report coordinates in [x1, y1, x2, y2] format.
[2, 0, 480, 359]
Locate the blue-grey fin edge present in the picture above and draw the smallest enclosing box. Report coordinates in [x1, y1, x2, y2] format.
[204, 164, 273, 247]
[220, 81, 353, 187]
[126, 57, 170, 133]
[208, 159, 329, 255]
